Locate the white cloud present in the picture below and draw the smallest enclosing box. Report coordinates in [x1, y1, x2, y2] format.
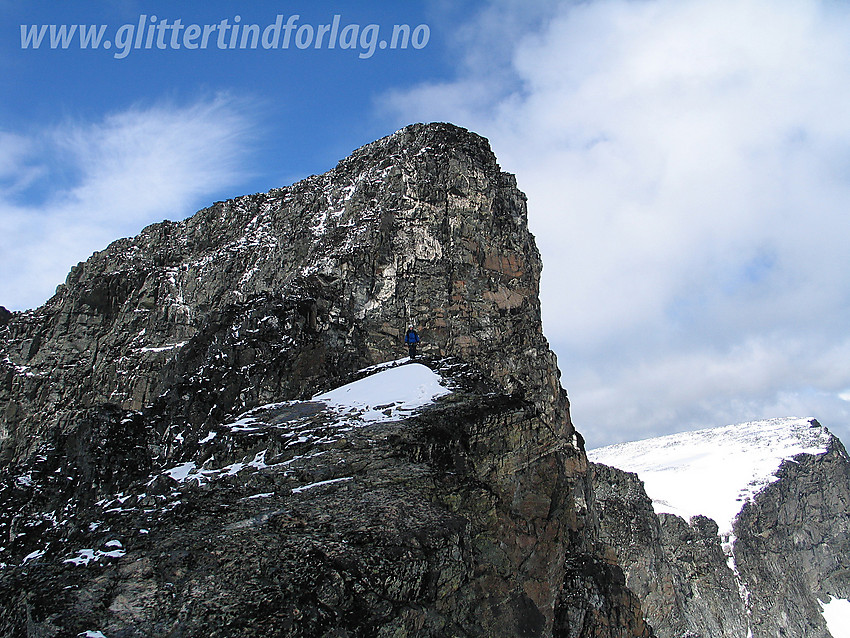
[386, 0, 850, 446]
[0, 95, 256, 311]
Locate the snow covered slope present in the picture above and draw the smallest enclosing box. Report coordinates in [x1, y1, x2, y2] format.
[222, 359, 452, 433]
[823, 597, 850, 638]
[165, 360, 452, 485]
[314, 360, 451, 424]
[588, 417, 832, 535]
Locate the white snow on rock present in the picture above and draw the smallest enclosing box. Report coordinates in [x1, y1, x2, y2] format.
[312, 361, 450, 424]
[588, 417, 832, 535]
[139, 341, 187, 353]
[291, 477, 353, 494]
[22, 549, 45, 564]
[164, 462, 196, 482]
[63, 545, 127, 566]
[64, 549, 98, 566]
[246, 492, 274, 500]
[164, 361, 450, 486]
[822, 596, 850, 637]
[221, 360, 449, 434]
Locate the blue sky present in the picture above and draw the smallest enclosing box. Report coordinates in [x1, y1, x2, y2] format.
[3, 0, 850, 449]
[2, 1, 452, 196]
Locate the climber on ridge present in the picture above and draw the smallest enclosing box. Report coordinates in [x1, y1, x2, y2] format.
[404, 325, 420, 359]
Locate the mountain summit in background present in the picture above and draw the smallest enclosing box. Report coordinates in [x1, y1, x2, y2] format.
[0, 123, 847, 637]
[590, 417, 850, 638]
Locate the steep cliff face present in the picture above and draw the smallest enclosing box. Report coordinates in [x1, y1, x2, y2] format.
[590, 418, 850, 638]
[590, 463, 747, 638]
[734, 435, 850, 637]
[1, 123, 560, 460]
[0, 123, 650, 637]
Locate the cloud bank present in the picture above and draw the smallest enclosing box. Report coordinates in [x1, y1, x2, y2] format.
[0, 95, 254, 311]
[386, 0, 850, 446]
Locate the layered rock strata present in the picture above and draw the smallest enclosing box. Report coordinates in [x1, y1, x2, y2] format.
[0, 123, 650, 637]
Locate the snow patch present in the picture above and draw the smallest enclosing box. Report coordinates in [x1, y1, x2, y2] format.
[139, 342, 187, 353]
[588, 417, 831, 535]
[313, 361, 450, 424]
[223, 415, 263, 433]
[64, 545, 127, 566]
[222, 361, 449, 436]
[248, 450, 269, 469]
[822, 597, 850, 637]
[64, 549, 97, 566]
[164, 462, 197, 482]
[161, 451, 278, 485]
[292, 477, 353, 494]
[160, 362, 450, 489]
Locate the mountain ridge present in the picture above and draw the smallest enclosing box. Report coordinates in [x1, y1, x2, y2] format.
[589, 417, 850, 638]
[589, 416, 834, 533]
[0, 123, 651, 637]
[3, 122, 846, 637]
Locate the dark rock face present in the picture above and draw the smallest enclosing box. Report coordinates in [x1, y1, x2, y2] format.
[0, 124, 650, 637]
[591, 463, 747, 638]
[1, 124, 559, 458]
[590, 431, 850, 638]
[733, 436, 850, 638]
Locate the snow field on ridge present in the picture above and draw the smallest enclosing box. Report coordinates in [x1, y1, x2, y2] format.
[588, 417, 832, 535]
[822, 597, 850, 637]
[312, 360, 451, 423]
[164, 360, 451, 484]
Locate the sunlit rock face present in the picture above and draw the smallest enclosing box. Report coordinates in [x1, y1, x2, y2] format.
[0, 123, 651, 637]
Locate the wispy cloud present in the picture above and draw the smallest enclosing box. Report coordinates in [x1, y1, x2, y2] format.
[0, 95, 256, 310]
[385, 0, 850, 446]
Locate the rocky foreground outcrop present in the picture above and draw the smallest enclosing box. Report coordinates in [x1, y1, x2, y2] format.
[0, 124, 651, 637]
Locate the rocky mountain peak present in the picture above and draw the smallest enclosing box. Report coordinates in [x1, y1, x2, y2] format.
[0, 124, 650, 637]
[1, 122, 567, 465]
[590, 418, 850, 638]
[5, 122, 844, 638]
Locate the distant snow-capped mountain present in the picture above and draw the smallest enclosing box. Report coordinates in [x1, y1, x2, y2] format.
[588, 417, 833, 535]
[589, 417, 850, 638]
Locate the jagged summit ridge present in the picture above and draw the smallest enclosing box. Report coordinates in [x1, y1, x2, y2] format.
[6, 121, 847, 638]
[589, 417, 850, 638]
[1, 122, 566, 462]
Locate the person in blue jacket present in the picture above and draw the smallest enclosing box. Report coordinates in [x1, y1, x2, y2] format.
[404, 325, 420, 358]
